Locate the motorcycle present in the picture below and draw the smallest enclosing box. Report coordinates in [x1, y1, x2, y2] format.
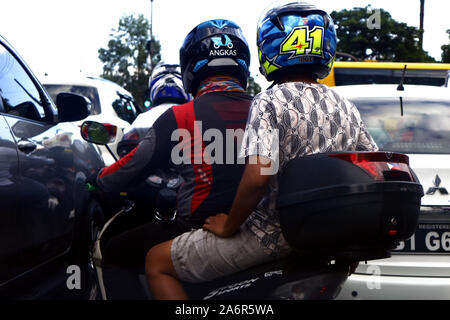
[81, 120, 424, 300]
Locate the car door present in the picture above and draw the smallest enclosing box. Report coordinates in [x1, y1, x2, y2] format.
[0, 112, 22, 284]
[0, 39, 75, 281]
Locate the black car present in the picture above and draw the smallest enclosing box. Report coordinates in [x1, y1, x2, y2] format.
[0, 35, 105, 299]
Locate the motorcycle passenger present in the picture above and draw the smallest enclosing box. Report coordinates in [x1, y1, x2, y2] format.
[95, 19, 254, 299]
[121, 63, 192, 149]
[146, 1, 379, 300]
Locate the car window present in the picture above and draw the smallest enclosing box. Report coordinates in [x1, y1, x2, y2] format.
[352, 97, 450, 154]
[0, 43, 47, 121]
[43, 84, 101, 115]
[112, 91, 138, 124]
[335, 68, 447, 87]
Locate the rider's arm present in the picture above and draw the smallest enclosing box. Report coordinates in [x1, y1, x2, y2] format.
[203, 155, 273, 237]
[96, 108, 177, 192]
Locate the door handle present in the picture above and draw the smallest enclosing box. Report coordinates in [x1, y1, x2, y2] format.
[17, 138, 37, 154]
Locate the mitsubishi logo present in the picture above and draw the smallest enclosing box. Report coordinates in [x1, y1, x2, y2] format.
[426, 175, 449, 195]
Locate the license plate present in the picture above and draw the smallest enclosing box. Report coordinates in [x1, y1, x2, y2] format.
[393, 222, 450, 253]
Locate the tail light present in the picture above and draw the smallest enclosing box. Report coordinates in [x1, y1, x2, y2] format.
[122, 130, 140, 141]
[328, 152, 415, 182]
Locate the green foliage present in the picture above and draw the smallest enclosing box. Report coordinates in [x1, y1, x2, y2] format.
[330, 7, 435, 62]
[247, 76, 261, 96]
[98, 14, 161, 107]
[441, 30, 450, 63]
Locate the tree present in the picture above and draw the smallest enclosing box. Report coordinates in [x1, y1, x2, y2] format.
[247, 76, 261, 96]
[441, 29, 450, 63]
[330, 7, 435, 62]
[98, 14, 161, 107]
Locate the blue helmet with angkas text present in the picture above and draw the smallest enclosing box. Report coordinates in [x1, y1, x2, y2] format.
[180, 19, 251, 95]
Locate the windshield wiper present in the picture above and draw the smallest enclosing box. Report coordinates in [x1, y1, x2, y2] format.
[397, 65, 407, 116]
[14, 78, 41, 106]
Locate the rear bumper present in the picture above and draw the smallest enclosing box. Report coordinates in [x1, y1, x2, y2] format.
[336, 273, 450, 300]
[336, 254, 450, 300]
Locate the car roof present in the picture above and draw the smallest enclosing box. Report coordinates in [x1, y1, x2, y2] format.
[332, 84, 450, 100]
[41, 75, 132, 95]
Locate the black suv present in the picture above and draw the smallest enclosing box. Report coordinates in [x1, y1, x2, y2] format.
[0, 35, 105, 299]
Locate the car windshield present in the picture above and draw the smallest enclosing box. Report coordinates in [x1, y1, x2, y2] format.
[43, 84, 101, 115]
[351, 97, 450, 154]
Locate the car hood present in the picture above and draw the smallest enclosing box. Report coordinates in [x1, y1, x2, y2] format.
[408, 154, 450, 207]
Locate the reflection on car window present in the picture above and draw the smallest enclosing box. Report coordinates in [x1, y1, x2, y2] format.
[352, 98, 450, 154]
[0, 43, 46, 121]
[44, 84, 101, 115]
[112, 91, 138, 124]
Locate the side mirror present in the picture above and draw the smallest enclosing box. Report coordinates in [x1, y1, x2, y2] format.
[80, 121, 117, 145]
[57, 92, 91, 122]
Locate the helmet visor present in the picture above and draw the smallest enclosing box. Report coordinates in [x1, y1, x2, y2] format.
[183, 21, 248, 48]
[258, 1, 323, 27]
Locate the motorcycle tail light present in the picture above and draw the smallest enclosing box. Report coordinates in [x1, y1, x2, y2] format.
[388, 230, 398, 236]
[328, 152, 414, 182]
[123, 131, 140, 141]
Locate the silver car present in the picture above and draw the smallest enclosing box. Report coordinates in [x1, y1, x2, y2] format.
[333, 84, 450, 300]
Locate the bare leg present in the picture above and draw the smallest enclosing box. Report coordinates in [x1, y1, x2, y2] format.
[145, 240, 188, 300]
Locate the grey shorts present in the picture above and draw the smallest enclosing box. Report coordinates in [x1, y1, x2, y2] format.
[170, 225, 289, 283]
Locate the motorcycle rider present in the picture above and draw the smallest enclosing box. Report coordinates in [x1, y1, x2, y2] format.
[99, 63, 192, 299]
[146, 1, 378, 300]
[94, 19, 254, 299]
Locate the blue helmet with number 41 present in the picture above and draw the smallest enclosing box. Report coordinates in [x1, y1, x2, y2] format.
[257, 1, 337, 81]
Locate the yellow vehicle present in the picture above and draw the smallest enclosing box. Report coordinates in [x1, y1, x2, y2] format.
[319, 61, 450, 87]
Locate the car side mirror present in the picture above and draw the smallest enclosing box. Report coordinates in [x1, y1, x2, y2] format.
[80, 121, 118, 145]
[56, 92, 91, 122]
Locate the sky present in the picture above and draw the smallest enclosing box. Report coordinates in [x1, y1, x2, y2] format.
[1, 0, 449, 89]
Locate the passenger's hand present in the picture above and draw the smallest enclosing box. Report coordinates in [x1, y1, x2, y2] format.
[202, 213, 236, 238]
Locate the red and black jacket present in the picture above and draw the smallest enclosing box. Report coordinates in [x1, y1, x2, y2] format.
[97, 91, 253, 228]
